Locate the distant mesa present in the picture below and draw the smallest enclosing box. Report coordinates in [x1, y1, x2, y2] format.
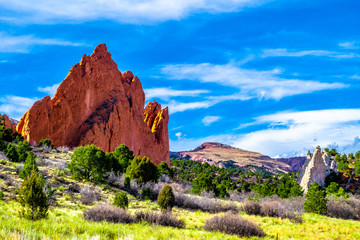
[16, 43, 170, 166]
[298, 146, 337, 192]
[171, 142, 306, 174]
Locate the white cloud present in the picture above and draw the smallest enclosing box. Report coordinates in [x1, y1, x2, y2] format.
[202, 116, 221, 126]
[350, 74, 360, 80]
[0, 0, 272, 24]
[0, 95, 38, 120]
[0, 32, 85, 53]
[339, 41, 359, 50]
[161, 62, 347, 100]
[233, 109, 360, 157]
[38, 83, 60, 96]
[262, 48, 360, 59]
[0, 60, 7, 63]
[144, 87, 209, 101]
[167, 99, 217, 114]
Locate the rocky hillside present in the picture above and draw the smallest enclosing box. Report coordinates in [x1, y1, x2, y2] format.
[171, 142, 306, 173]
[16, 44, 169, 166]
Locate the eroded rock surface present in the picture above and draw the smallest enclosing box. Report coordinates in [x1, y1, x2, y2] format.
[0, 114, 16, 132]
[17, 44, 170, 166]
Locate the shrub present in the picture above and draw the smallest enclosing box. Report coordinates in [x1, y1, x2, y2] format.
[0, 190, 4, 201]
[327, 197, 360, 220]
[18, 170, 48, 220]
[83, 204, 133, 223]
[204, 214, 265, 238]
[326, 182, 349, 198]
[192, 173, 214, 195]
[80, 186, 98, 205]
[19, 152, 39, 179]
[260, 201, 302, 223]
[304, 182, 327, 215]
[68, 145, 109, 183]
[114, 191, 128, 209]
[242, 201, 261, 215]
[158, 185, 175, 212]
[110, 144, 134, 174]
[158, 161, 172, 177]
[124, 176, 131, 188]
[134, 211, 185, 228]
[38, 139, 54, 148]
[126, 156, 158, 183]
[5, 143, 19, 162]
[17, 141, 32, 162]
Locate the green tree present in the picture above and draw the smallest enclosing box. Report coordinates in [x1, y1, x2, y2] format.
[157, 185, 175, 212]
[6, 143, 19, 162]
[355, 151, 360, 161]
[192, 173, 214, 194]
[38, 139, 54, 148]
[216, 184, 229, 198]
[354, 160, 360, 177]
[304, 182, 327, 215]
[289, 183, 304, 197]
[113, 191, 128, 209]
[68, 145, 108, 182]
[326, 182, 339, 195]
[158, 161, 172, 177]
[18, 170, 48, 220]
[19, 152, 39, 179]
[126, 156, 158, 183]
[112, 144, 134, 174]
[17, 140, 32, 162]
[124, 176, 131, 188]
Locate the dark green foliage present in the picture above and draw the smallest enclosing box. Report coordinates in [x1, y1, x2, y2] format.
[354, 159, 360, 177]
[124, 176, 130, 188]
[16, 141, 32, 162]
[0, 190, 4, 201]
[216, 184, 229, 198]
[0, 139, 6, 151]
[326, 182, 349, 198]
[19, 152, 39, 179]
[68, 145, 109, 183]
[38, 139, 53, 148]
[304, 182, 327, 215]
[113, 191, 128, 209]
[157, 185, 175, 212]
[337, 160, 351, 175]
[158, 161, 173, 177]
[141, 187, 153, 200]
[112, 145, 134, 173]
[326, 148, 338, 157]
[5, 143, 19, 162]
[126, 156, 158, 183]
[192, 173, 215, 194]
[18, 170, 48, 220]
[355, 151, 360, 160]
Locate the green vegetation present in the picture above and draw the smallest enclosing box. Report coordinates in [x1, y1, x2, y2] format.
[304, 182, 327, 215]
[157, 185, 175, 212]
[126, 156, 158, 183]
[19, 152, 39, 179]
[326, 182, 349, 198]
[38, 139, 54, 148]
[18, 170, 49, 220]
[113, 191, 128, 209]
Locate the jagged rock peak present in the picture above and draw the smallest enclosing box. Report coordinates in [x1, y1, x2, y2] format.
[16, 43, 170, 166]
[0, 114, 16, 132]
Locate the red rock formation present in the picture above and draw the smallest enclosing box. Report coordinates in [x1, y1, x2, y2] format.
[0, 114, 16, 132]
[17, 44, 170, 166]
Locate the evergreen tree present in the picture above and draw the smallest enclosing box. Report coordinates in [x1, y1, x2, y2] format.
[38, 139, 54, 148]
[158, 161, 172, 177]
[19, 152, 39, 179]
[289, 183, 304, 197]
[18, 170, 48, 220]
[157, 185, 175, 212]
[192, 173, 214, 194]
[68, 145, 108, 183]
[126, 156, 158, 183]
[113, 191, 129, 209]
[6, 143, 19, 162]
[112, 144, 134, 173]
[17, 140, 32, 162]
[304, 182, 327, 215]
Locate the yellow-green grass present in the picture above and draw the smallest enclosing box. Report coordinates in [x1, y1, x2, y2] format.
[1, 199, 360, 240]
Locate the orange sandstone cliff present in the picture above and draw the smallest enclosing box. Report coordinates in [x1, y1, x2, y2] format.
[17, 44, 170, 166]
[0, 114, 17, 132]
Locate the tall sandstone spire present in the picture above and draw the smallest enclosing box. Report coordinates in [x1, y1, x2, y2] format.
[17, 44, 170, 166]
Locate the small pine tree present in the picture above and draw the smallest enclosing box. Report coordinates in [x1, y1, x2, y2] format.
[6, 143, 19, 162]
[19, 152, 39, 179]
[326, 182, 339, 195]
[124, 176, 131, 188]
[126, 156, 158, 183]
[304, 182, 327, 215]
[157, 185, 175, 212]
[113, 191, 129, 209]
[18, 170, 48, 220]
[158, 161, 172, 177]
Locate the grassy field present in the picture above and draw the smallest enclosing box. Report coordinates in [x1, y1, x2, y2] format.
[0, 197, 360, 240]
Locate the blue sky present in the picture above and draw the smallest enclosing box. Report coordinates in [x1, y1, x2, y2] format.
[0, 0, 360, 157]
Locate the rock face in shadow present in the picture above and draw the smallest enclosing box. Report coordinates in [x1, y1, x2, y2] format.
[17, 44, 170, 166]
[0, 114, 16, 132]
[298, 146, 337, 192]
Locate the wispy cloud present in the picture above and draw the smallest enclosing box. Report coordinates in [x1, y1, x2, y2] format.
[161, 62, 347, 100]
[339, 41, 360, 50]
[0, 0, 272, 24]
[262, 48, 360, 59]
[233, 109, 360, 157]
[38, 83, 60, 96]
[0, 32, 85, 53]
[0, 95, 38, 119]
[202, 116, 221, 126]
[350, 74, 360, 80]
[167, 99, 217, 114]
[144, 87, 209, 101]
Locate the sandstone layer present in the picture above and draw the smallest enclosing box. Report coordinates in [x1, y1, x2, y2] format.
[17, 44, 170, 166]
[0, 114, 16, 132]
